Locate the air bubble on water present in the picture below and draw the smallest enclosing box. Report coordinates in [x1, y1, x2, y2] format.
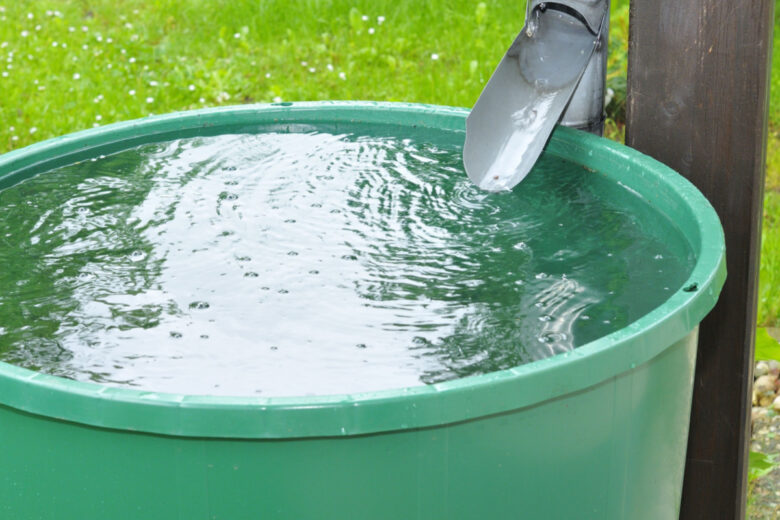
[129, 250, 146, 262]
[169, 331, 182, 339]
[513, 241, 529, 251]
[514, 279, 525, 286]
[535, 272, 548, 279]
[538, 332, 567, 344]
[189, 301, 210, 310]
[538, 314, 553, 322]
[76, 206, 89, 214]
[654, 254, 664, 260]
[580, 315, 590, 320]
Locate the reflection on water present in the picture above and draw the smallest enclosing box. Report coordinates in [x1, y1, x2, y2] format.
[0, 130, 693, 396]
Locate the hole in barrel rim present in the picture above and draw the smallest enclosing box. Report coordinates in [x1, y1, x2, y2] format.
[683, 283, 699, 293]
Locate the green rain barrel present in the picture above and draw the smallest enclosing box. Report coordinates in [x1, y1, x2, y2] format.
[0, 102, 725, 519]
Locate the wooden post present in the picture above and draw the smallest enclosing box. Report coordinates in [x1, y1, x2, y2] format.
[625, 0, 774, 517]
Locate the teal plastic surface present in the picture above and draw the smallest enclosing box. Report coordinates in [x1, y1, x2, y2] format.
[0, 102, 726, 519]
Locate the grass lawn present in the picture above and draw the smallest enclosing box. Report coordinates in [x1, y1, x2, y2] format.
[0, 0, 776, 322]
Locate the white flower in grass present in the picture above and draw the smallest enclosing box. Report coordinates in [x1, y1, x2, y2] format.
[431, 53, 440, 60]
[378, 16, 385, 24]
[188, 84, 195, 91]
[72, 73, 80, 80]
[128, 89, 136, 96]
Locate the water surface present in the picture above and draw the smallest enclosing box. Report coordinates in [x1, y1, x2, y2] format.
[0, 130, 693, 396]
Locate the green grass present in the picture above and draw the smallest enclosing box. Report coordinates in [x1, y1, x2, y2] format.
[0, 0, 778, 324]
[0, 0, 531, 151]
[0, 0, 634, 151]
[759, 2, 780, 327]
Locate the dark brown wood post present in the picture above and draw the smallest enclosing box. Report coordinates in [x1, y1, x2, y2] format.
[625, 0, 774, 517]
